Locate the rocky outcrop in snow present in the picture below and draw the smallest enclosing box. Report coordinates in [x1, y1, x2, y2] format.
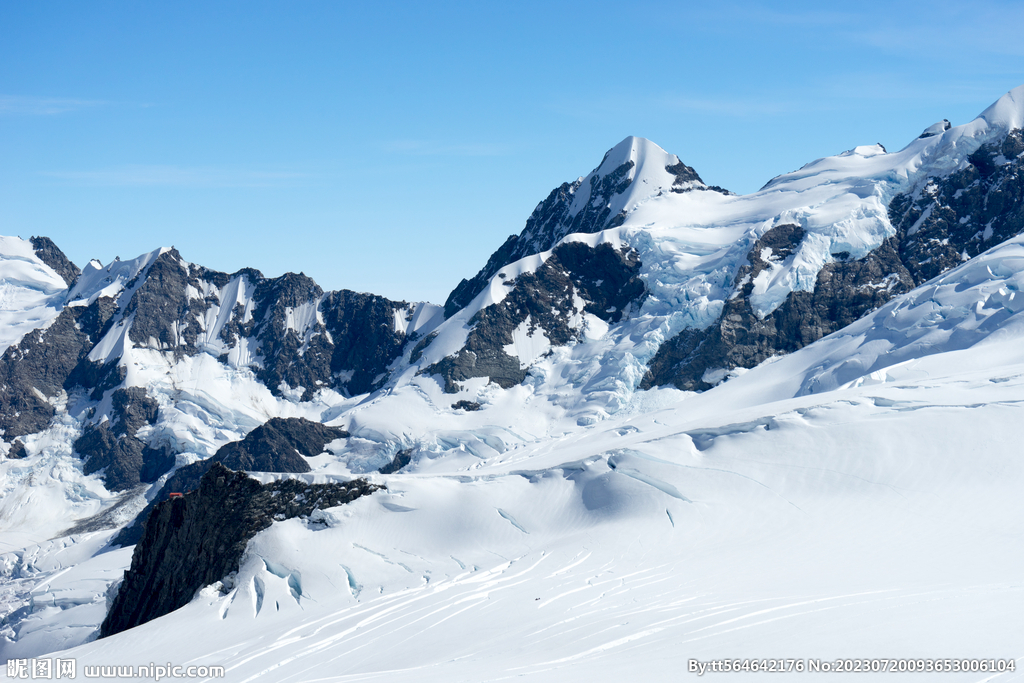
[101, 462, 381, 638]
[113, 417, 351, 546]
[891, 129, 1024, 284]
[29, 236, 80, 287]
[74, 387, 172, 491]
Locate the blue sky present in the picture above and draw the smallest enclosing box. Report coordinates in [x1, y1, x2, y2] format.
[3, 1, 1024, 304]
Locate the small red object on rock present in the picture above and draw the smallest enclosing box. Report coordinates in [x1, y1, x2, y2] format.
[169, 492, 183, 498]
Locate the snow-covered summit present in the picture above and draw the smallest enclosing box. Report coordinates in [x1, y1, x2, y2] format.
[443, 136, 727, 316]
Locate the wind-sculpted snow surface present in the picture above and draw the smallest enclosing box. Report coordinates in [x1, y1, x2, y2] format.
[36, 367, 1024, 681]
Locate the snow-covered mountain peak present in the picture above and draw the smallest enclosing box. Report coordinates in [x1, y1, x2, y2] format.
[6, 86, 1024, 677]
[977, 83, 1024, 131]
[67, 247, 169, 308]
[594, 136, 676, 178]
[571, 136, 714, 218]
[0, 236, 68, 297]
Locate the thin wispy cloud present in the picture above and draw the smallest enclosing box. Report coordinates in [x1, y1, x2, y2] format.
[42, 165, 310, 188]
[383, 140, 510, 157]
[0, 95, 107, 115]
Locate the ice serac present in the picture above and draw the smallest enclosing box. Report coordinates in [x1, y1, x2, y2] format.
[443, 136, 727, 317]
[643, 228, 915, 391]
[641, 85, 1024, 391]
[100, 462, 381, 638]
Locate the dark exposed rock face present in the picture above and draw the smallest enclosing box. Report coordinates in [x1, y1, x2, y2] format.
[124, 250, 218, 357]
[215, 417, 349, 473]
[6, 440, 27, 459]
[320, 290, 411, 396]
[30, 236, 80, 287]
[216, 271, 412, 399]
[643, 226, 915, 391]
[890, 129, 1024, 284]
[378, 448, 412, 474]
[113, 417, 349, 546]
[74, 387, 169, 491]
[444, 154, 643, 318]
[100, 462, 382, 637]
[427, 242, 645, 392]
[0, 296, 117, 439]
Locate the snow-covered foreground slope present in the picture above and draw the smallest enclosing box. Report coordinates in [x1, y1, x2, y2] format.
[49, 360, 1024, 681]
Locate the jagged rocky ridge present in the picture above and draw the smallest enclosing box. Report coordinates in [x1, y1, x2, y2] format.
[113, 417, 350, 546]
[0, 244, 431, 489]
[100, 462, 382, 638]
[425, 242, 645, 392]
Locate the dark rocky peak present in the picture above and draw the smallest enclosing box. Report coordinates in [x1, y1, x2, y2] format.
[253, 271, 324, 323]
[425, 242, 645, 393]
[444, 137, 709, 318]
[101, 461, 382, 637]
[319, 290, 411, 396]
[123, 249, 221, 357]
[30, 236, 80, 287]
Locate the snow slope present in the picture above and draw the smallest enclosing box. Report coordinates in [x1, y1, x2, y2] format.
[42, 324, 1024, 681]
[0, 237, 68, 357]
